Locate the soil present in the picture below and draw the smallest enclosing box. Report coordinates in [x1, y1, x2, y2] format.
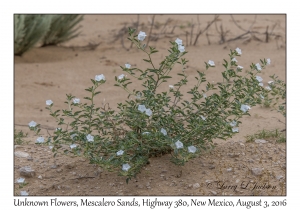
[14, 14, 286, 196]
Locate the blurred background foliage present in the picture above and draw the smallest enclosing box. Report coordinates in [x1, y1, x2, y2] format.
[14, 14, 83, 56]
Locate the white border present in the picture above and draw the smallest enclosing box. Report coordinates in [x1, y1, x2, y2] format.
[3, 0, 297, 208]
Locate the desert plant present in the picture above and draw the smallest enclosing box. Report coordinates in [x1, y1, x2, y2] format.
[14, 14, 52, 56]
[14, 14, 83, 55]
[245, 129, 286, 143]
[14, 129, 28, 145]
[30, 28, 285, 182]
[41, 14, 83, 46]
[267, 75, 286, 117]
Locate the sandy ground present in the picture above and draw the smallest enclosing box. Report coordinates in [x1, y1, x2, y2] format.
[14, 14, 286, 196]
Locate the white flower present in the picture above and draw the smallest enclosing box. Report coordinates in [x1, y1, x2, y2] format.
[138, 104, 146, 113]
[237, 65, 243, 70]
[175, 140, 184, 149]
[70, 133, 77, 139]
[231, 58, 238, 62]
[203, 93, 207, 98]
[125, 63, 131, 69]
[268, 81, 274, 85]
[188, 145, 197, 153]
[86, 134, 94, 142]
[178, 45, 185, 53]
[49, 146, 53, 150]
[138, 31, 147, 41]
[260, 94, 264, 99]
[73, 98, 80, 104]
[95, 74, 105, 81]
[20, 191, 29, 196]
[235, 47, 242, 55]
[118, 74, 125, 80]
[122, 163, 131, 171]
[36, 136, 44, 143]
[255, 63, 262, 71]
[17, 178, 25, 183]
[265, 86, 271, 91]
[240, 104, 251, 113]
[116, 150, 124, 156]
[175, 38, 183, 45]
[46, 100, 53, 106]
[28, 121, 37, 128]
[230, 120, 237, 127]
[267, 58, 271, 65]
[145, 108, 152, 116]
[232, 127, 239, 132]
[259, 83, 264, 87]
[169, 85, 174, 89]
[142, 132, 150, 135]
[200, 115, 206, 121]
[256, 76, 263, 82]
[70, 144, 77, 149]
[208, 60, 215, 66]
[161, 128, 167, 136]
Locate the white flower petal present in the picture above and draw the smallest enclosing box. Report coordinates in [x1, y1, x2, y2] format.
[118, 74, 125, 80]
[230, 121, 237, 127]
[169, 85, 174, 89]
[70, 144, 77, 149]
[20, 191, 29, 196]
[175, 140, 184, 149]
[256, 76, 263, 82]
[36, 137, 44, 143]
[122, 163, 131, 171]
[235, 48, 242, 55]
[138, 31, 147, 41]
[232, 127, 239, 132]
[175, 38, 183, 45]
[178, 45, 185, 52]
[255, 63, 262, 71]
[265, 86, 271, 90]
[232, 58, 238, 62]
[240, 104, 251, 113]
[125, 63, 131, 69]
[73, 98, 80, 104]
[28, 121, 37, 128]
[188, 145, 197, 153]
[86, 134, 94, 142]
[95, 74, 105, 81]
[208, 60, 215, 66]
[145, 108, 152, 116]
[161, 128, 167, 136]
[17, 178, 25, 183]
[46, 100, 53, 106]
[237, 65, 243, 70]
[116, 150, 124, 156]
[267, 58, 271, 65]
[138, 105, 146, 113]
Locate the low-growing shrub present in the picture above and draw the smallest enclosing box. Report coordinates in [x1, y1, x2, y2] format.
[30, 28, 284, 182]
